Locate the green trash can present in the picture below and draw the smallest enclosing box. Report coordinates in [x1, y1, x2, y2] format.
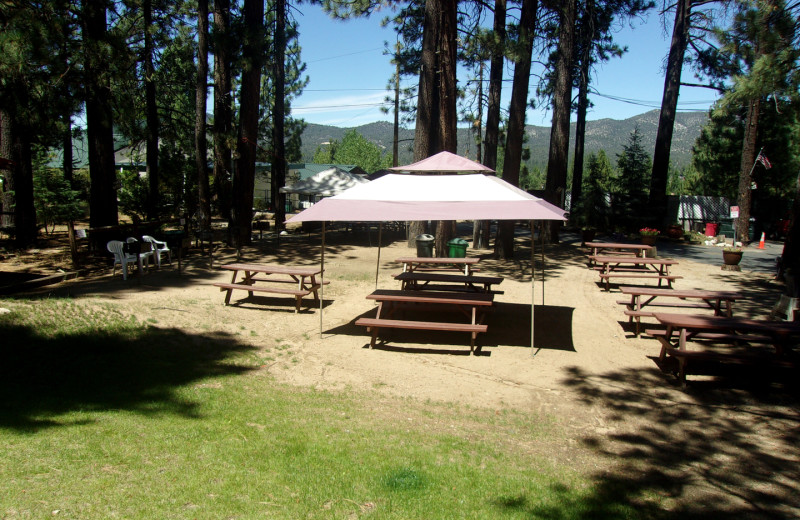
[415, 234, 434, 257]
[447, 238, 468, 258]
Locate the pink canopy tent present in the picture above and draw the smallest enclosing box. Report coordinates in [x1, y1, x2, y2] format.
[285, 165, 567, 352]
[387, 150, 495, 174]
[286, 174, 565, 223]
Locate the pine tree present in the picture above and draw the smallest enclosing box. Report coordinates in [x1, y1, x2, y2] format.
[612, 127, 652, 231]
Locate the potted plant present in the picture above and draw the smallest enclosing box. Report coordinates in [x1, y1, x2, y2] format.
[722, 246, 743, 266]
[639, 227, 659, 245]
[666, 222, 683, 239]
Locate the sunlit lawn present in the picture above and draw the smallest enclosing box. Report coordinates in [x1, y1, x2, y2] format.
[0, 298, 654, 519]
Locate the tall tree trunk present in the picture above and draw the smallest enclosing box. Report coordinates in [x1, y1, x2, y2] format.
[144, 0, 160, 221]
[780, 171, 800, 294]
[271, 0, 287, 232]
[1, 108, 36, 246]
[213, 0, 232, 222]
[434, 0, 458, 257]
[392, 58, 400, 167]
[0, 109, 11, 230]
[83, 1, 118, 229]
[736, 96, 760, 243]
[475, 61, 484, 164]
[495, 0, 538, 259]
[195, 0, 211, 230]
[408, 0, 441, 246]
[10, 124, 36, 246]
[570, 0, 593, 218]
[475, 0, 506, 249]
[231, 0, 264, 246]
[543, 0, 576, 244]
[649, 0, 690, 227]
[63, 114, 73, 185]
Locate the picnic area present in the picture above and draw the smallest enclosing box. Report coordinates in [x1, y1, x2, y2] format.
[0, 226, 798, 518]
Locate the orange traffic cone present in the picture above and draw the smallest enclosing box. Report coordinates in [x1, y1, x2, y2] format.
[758, 232, 766, 249]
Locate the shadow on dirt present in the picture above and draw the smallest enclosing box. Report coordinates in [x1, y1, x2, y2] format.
[556, 365, 800, 518]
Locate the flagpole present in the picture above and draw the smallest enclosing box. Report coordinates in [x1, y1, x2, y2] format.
[738, 147, 764, 245]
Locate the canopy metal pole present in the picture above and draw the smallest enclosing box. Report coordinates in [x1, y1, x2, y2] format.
[320, 222, 326, 337]
[375, 223, 383, 290]
[541, 223, 545, 305]
[531, 220, 535, 354]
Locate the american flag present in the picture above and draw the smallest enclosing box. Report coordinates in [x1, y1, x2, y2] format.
[757, 151, 772, 169]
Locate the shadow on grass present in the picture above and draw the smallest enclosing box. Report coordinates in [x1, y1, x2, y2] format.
[0, 323, 256, 433]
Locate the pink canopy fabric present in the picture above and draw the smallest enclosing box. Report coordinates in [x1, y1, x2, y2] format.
[388, 151, 495, 173]
[286, 173, 566, 223]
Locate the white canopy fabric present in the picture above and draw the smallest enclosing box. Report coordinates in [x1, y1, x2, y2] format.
[279, 167, 368, 197]
[286, 174, 566, 222]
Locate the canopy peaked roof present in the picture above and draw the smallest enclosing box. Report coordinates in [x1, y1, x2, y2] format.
[280, 167, 368, 197]
[286, 173, 565, 222]
[388, 151, 495, 174]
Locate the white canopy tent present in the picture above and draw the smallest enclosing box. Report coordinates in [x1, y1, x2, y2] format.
[286, 166, 566, 351]
[279, 167, 368, 198]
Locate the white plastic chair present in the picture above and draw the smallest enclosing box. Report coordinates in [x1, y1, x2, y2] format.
[107, 240, 139, 280]
[142, 235, 172, 268]
[125, 237, 155, 274]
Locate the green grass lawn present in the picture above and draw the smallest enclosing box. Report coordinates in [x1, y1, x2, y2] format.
[0, 298, 656, 519]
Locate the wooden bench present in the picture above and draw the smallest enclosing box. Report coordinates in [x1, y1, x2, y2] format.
[645, 329, 795, 386]
[619, 288, 742, 335]
[394, 271, 502, 293]
[599, 273, 682, 290]
[355, 318, 488, 352]
[358, 289, 494, 353]
[217, 263, 326, 312]
[213, 282, 312, 311]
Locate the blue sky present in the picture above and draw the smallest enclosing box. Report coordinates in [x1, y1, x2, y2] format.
[292, 6, 720, 128]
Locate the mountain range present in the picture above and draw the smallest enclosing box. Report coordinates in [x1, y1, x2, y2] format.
[299, 109, 709, 171]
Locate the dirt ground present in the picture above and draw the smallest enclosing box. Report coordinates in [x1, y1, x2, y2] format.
[2, 225, 799, 517]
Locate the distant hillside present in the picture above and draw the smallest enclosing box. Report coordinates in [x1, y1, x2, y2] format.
[299, 110, 708, 171]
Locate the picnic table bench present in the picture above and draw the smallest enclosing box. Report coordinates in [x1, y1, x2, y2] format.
[214, 263, 328, 312]
[396, 256, 480, 275]
[585, 242, 652, 266]
[647, 312, 800, 385]
[619, 287, 742, 335]
[355, 289, 494, 353]
[394, 271, 503, 293]
[592, 255, 681, 291]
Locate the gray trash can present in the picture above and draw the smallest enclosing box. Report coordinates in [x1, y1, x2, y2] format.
[415, 234, 434, 257]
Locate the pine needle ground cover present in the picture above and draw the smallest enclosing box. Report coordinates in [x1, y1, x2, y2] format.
[0, 298, 652, 519]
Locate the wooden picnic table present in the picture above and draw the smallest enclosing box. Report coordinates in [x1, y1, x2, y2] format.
[396, 256, 480, 275]
[394, 271, 503, 293]
[592, 255, 681, 291]
[355, 289, 494, 353]
[585, 242, 652, 266]
[214, 263, 327, 312]
[619, 287, 743, 335]
[649, 312, 800, 385]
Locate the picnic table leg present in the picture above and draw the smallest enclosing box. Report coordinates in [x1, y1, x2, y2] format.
[658, 326, 675, 361]
[223, 269, 239, 304]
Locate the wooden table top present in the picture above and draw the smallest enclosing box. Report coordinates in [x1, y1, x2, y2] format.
[585, 242, 653, 250]
[394, 272, 503, 284]
[653, 312, 800, 334]
[220, 263, 322, 276]
[621, 287, 741, 299]
[592, 255, 677, 265]
[396, 257, 480, 265]
[367, 289, 494, 306]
